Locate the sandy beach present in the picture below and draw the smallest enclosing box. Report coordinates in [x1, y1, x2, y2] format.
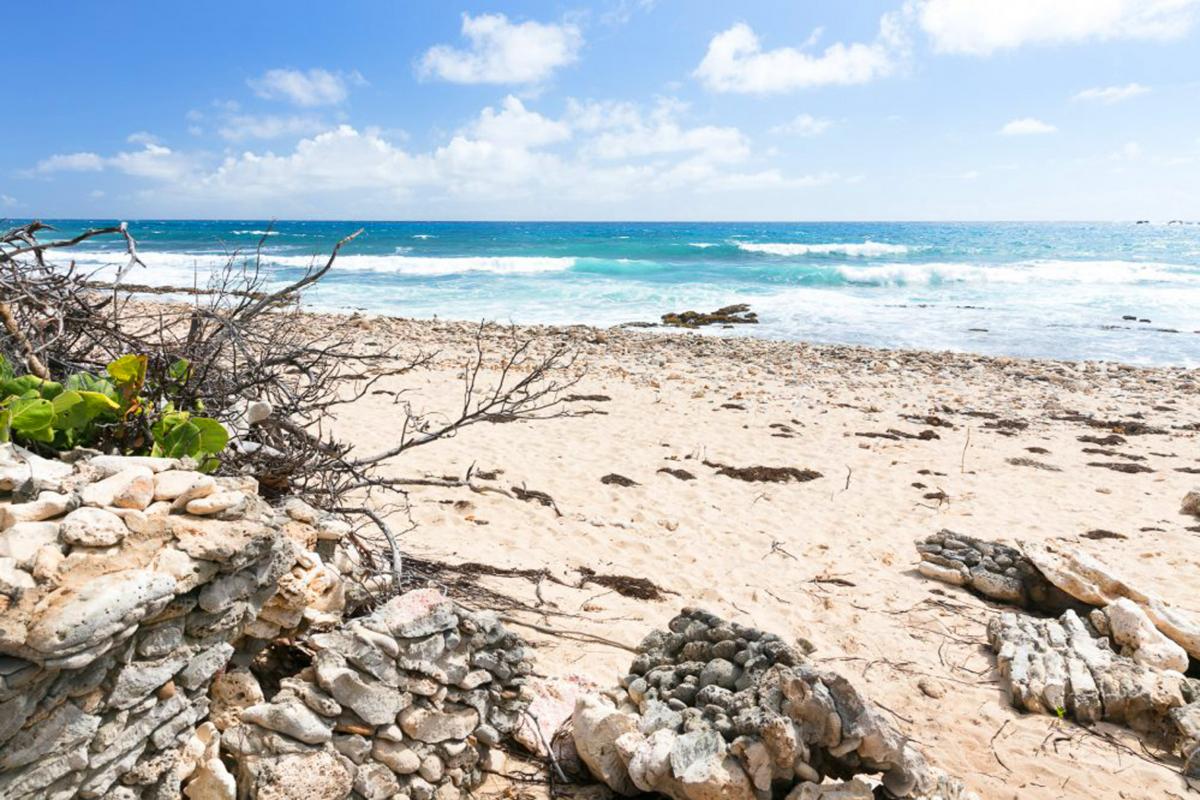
[281, 312, 1200, 800]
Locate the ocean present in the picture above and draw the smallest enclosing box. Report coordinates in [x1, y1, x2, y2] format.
[33, 219, 1200, 366]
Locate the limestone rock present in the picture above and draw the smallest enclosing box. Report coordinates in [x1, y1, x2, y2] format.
[210, 668, 266, 731]
[1103, 598, 1190, 673]
[0, 491, 75, 529]
[373, 739, 421, 774]
[187, 491, 247, 517]
[0, 520, 61, 568]
[1025, 540, 1200, 660]
[59, 506, 129, 547]
[0, 442, 73, 491]
[240, 697, 334, 744]
[244, 749, 353, 800]
[81, 466, 154, 509]
[153, 470, 215, 502]
[25, 569, 177, 654]
[399, 704, 479, 743]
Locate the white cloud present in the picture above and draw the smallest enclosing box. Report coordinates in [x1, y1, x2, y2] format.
[465, 96, 571, 147]
[999, 117, 1057, 135]
[1072, 82, 1151, 104]
[917, 0, 1199, 56]
[218, 114, 328, 142]
[0, 194, 16, 207]
[420, 13, 582, 84]
[34, 143, 194, 181]
[770, 114, 833, 137]
[693, 12, 907, 94]
[126, 131, 160, 146]
[29, 97, 836, 214]
[248, 68, 363, 106]
[1111, 140, 1144, 160]
[35, 152, 105, 173]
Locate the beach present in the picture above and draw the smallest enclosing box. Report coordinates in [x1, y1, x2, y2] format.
[303, 312, 1200, 800]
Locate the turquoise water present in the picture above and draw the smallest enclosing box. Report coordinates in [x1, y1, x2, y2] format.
[34, 219, 1200, 366]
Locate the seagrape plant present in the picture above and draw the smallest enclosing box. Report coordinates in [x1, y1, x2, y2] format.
[0, 353, 228, 470]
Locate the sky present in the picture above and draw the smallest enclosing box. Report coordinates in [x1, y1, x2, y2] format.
[3, 0, 1200, 221]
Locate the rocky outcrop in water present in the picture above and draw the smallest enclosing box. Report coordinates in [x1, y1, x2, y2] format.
[571, 608, 975, 800]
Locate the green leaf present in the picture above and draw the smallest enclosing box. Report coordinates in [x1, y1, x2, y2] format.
[9, 396, 54, 435]
[3, 375, 63, 399]
[65, 372, 119, 402]
[107, 354, 148, 385]
[168, 358, 191, 383]
[53, 390, 119, 432]
[189, 417, 229, 455]
[0, 354, 12, 383]
[159, 420, 201, 458]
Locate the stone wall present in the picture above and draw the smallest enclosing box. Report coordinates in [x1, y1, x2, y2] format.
[0, 444, 533, 800]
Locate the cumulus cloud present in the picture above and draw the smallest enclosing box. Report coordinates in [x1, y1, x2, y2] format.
[917, 0, 1199, 56]
[693, 11, 907, 94]
[420, 13, 583, 84]
[1072, 82, 1151, 103]
[34, 143, 195, 181]
[248, 68, 363, 106]
[999, 117, 1057, 135]
[27, 97, 834, 214]
[770, 114, 834, 137]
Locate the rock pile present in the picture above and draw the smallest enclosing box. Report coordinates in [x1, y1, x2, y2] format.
[916, 531, 1200, 777]
[0, 443, 343, 799]
[218, 587, 531, 800]
[571, 608, 974, 800]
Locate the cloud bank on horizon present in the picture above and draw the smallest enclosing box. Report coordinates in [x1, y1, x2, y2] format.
[5, 0, 1200, 220]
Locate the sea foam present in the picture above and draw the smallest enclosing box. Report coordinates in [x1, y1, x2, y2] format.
[737, 241, 910, 257]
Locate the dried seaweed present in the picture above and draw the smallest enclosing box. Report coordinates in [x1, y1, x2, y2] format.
[702, 460, 822, 483]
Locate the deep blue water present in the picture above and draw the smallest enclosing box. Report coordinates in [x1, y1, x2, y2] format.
[26, 219, 1200, 365]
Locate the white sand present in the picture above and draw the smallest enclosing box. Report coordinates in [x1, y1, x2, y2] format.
[326, 315, 1200, 799]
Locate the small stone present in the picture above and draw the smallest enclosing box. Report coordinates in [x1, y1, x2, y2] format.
[88, 455, 179, 476]
[399, 704, 480, 743]
[81, 466, 154, 509]
[59, 506, 129, 547]
[917, 678, 945, 699]
[209, 668, 265, 731]
[373, 740, 421, 774]
[186, 491, 247, 517]
[31, 545, 64, 582]
[153, 470, 215, 501]
[0, 491, 74, 529]
[0, 557, 36, 594]
[240, 698, 334, 744]
[1183, 490, 1200, 518]
[0, 521, 61, 568]
[355, 761, 401, 800]
[419, 754, 445, 783]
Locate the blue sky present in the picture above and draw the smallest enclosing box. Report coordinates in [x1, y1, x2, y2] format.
[4, 0, 1199, 220]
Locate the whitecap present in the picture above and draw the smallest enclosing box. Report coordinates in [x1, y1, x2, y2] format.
[737, 241, 910, 257]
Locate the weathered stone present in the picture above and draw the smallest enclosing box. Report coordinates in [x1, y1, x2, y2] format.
[0, 491, 75, 529]
[0, 520, 61, 568]
[240, 697, 334, 744]
[1104, 598, 1189, 673]
[59, 506, 129, 547]
[313, 650, 411, 726]
[178, 642, 235, 690]
[81, 466, 154, 509]
[244, 749, 353, 800]
[1025, 540, 1200, 660]
[0, 556, 37, 594]
[209, 668, 265, 731]
[26, 569, 177, 654]
[187, 491, 247, 517]
[373, 740, 422, 774]
[1179, 490, 1200, 518]
[372, 589, 458, 638]
[152, 470, 214, 501]
[109, 652, 190, 708]
[0, 700, 99, 770]
[355, 760, 401, 799]
[399, 704, 480, 743]
[0, 442, 73, 491]
[88, 455, 179, 476]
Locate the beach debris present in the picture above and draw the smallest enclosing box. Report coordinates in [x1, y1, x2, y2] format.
[571, 608, 976, 800]
[702, 460, 822, 483]
[564, 394, 612, 402]
[1057, 413, 1167, 436]
[1005, 456, 1062, 471]
[1082, 447, 1146, 460]
[1182, 490, 1200, 517]
[661, 304, 758, 329]
[856, 429, 940, 441]
[1087, 461, 1155, 474]
[1082, 529, 1127, 540]
[512, 485, 562, 515]
[578, 567, 670, 601]
[657, 467, 697, 481]
[1079, 433, 1127, 446]
[601, 473, 640, 487]
[1024, 446, 1050, 454]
